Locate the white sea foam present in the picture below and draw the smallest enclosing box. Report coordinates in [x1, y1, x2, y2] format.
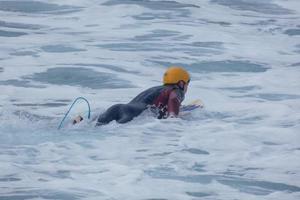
[1, 0, 300, 199]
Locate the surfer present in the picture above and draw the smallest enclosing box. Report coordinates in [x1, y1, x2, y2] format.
[73, 66, 190, 125]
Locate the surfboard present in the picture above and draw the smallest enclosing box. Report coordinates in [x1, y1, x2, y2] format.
[59, 98, 204, 129]
[180, 99, 204, 112]
[72, 99, 204, 124]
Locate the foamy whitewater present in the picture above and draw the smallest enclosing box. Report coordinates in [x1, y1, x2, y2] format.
[0, 0, 300, 199]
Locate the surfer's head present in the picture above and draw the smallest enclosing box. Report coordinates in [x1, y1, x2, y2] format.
[163, 66, 190, 93]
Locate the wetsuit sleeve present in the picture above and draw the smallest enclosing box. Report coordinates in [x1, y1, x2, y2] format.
[167, 90, 181, 117]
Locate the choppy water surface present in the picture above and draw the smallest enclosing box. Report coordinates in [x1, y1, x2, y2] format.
[1, 0, 300, 199]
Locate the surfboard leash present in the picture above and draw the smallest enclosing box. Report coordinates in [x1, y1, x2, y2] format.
[57, 97, 91, 130]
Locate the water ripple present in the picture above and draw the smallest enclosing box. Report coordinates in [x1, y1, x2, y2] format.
[211, 0, 293, 15]
[24, 67, 135, 89]
[0, 1, 82, 14]
[154, 60, 269, 73]
[0, 30, 27, 37]
[103, 0, 200, 10]
[0, 20, 44, 30]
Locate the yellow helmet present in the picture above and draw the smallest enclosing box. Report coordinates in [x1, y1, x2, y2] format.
[163, 66, 190, 85]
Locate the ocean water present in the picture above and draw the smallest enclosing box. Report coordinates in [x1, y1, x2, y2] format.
[1, 0, 300, 199]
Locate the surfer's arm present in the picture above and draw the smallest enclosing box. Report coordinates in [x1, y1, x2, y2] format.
[167, 90, 181, 117]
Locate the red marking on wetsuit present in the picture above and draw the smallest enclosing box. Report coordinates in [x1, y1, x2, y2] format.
[168, 90, 180, 116]
[153, 87, 181, 118]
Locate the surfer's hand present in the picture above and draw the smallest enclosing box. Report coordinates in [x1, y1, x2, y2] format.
[168, 112, 177, 118]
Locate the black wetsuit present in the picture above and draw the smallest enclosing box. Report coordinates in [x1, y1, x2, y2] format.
[96, 85, 184, 125]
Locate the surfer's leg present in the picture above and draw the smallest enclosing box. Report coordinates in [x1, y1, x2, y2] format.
[117, 114, 133, 124]
[116, 103, 146, 124]
[96, 103, 146, 125]
[96, 104, 122, 126]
